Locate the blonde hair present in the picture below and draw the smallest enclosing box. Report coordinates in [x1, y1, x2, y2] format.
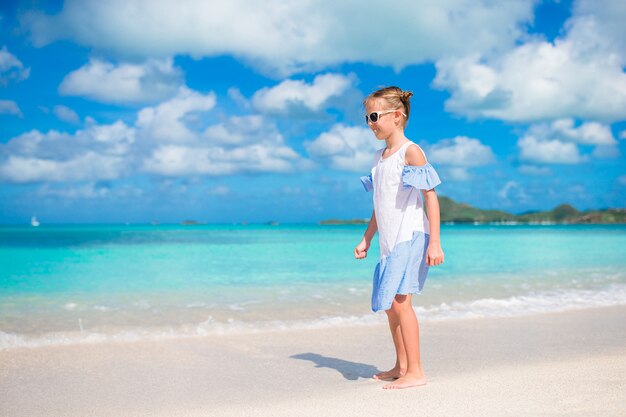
[364, 86, 413, 127]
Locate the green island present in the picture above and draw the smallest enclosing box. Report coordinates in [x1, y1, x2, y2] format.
[320, 196, 626, 225]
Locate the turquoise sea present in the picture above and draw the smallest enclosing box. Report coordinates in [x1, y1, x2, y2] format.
[1, 223, 625, 349]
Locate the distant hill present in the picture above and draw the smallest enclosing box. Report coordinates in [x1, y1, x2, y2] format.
[515, 204, 626, 224]
[438, 196, 515, 223]
[320, 198, 626, 225]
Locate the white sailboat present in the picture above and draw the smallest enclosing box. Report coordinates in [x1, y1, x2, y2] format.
[31, 216, 40, 227]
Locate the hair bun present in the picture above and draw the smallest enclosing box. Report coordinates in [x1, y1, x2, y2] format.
[400, 91, 413, 101]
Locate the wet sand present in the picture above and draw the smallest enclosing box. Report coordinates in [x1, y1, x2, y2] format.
[1, 306, 625, 417]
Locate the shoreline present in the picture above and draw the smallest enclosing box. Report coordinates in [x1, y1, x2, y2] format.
[1, 305, 625, 416]
[3, 222, 626, 227]
[2, 285, 625, 350]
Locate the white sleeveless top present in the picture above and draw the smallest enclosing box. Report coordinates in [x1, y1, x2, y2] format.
[361, 141, 441, 259]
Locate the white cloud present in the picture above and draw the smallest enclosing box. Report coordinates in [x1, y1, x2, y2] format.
[276, 186, 310, 196]
[433, 1, 626, 122]
[53, 105, 80, 124]
[517, 135, 586, 164]
[143, 113, 309, 176]
[619, 130, 626, 140]
[305, 124, 380, 172]
[0, 100, 22, 116]
[518, 119, 619, 164]
[0, 47, 21, 70]
[1, 85, 310, 183]
[427, 136, 495, 167]
[529, 118, 616, 146]
[573, 0, 626, 57]
[36, 182, 111, 199]
[518, 165, 552, 176]
[203, 115, 278, 146]
[136, 87, 216, 143]
[446, 167, 472, 181]
[499, 181, 518, 199]
[227, 87, 250, 109]
[141, 142, 303, 176]
[0, 121, 135, 183]
[591, 145, 620, 159]
[252, 73, 352, 114]
[498, 180, 529, 204]
[59, 58, 183, 104]
[35, 182, 145, 200]
[0, 45, 30, 85]
[207, 185, 230, 195]
[0, 152, 127, 183]
[424, 136, 495, 181]
[141, 145, 219, 176]
[23, 0, 534, 75]
[85, 121, 137, 156]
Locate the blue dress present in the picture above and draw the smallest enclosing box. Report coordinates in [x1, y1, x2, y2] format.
[360, 141, 442, 312]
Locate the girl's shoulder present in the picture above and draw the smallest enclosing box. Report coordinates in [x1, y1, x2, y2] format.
[404, 142, 428, 166]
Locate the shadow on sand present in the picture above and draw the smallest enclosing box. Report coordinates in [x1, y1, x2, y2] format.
[291, 353, 379, 381]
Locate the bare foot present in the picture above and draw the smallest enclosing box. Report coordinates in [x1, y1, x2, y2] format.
[382, 372, 427, 389]
[372, 366, 406, 381]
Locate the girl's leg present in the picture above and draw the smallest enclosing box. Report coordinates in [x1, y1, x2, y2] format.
[373, 308, 407, 380]
[383, 294, 427, 389]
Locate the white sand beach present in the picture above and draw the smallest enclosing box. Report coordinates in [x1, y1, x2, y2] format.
[1, 306, 625, 417]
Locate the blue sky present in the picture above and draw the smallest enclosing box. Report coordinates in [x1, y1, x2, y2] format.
[0, 0, 625, 224]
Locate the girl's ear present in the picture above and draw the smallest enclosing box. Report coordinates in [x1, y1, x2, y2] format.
[394, 110, 403, 126]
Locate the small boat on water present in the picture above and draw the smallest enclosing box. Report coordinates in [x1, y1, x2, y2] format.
[30, 216, 40, 227]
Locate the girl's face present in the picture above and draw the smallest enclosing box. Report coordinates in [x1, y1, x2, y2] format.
[364, 98, 402, 141]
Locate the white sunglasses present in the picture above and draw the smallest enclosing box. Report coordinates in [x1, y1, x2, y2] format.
[365, 109, 407, 124]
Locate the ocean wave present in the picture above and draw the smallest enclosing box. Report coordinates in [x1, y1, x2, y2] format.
[1, 284, 625, 350]
[414, 284, 626, 320]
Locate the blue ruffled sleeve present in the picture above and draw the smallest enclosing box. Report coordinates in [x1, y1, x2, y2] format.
[402, 164, 441, 190]
[360, 174, 373, 192]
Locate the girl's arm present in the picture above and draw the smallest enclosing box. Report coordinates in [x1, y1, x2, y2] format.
[405, 144, 444, 266]
[354, 210, 377, 259]
[422, 189, 444, 266]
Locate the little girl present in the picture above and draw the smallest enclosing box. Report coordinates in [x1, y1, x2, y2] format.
[354, 86, 444, 390]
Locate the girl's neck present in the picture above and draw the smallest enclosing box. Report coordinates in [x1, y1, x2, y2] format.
[384, 130, 408, 150]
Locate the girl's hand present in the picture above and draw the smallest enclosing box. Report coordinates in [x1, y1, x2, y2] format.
[354, 238, 370, 259]
[426, 242, 444, 266]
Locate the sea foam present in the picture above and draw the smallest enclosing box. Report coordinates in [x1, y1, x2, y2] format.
[1, 284, 625, 350]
